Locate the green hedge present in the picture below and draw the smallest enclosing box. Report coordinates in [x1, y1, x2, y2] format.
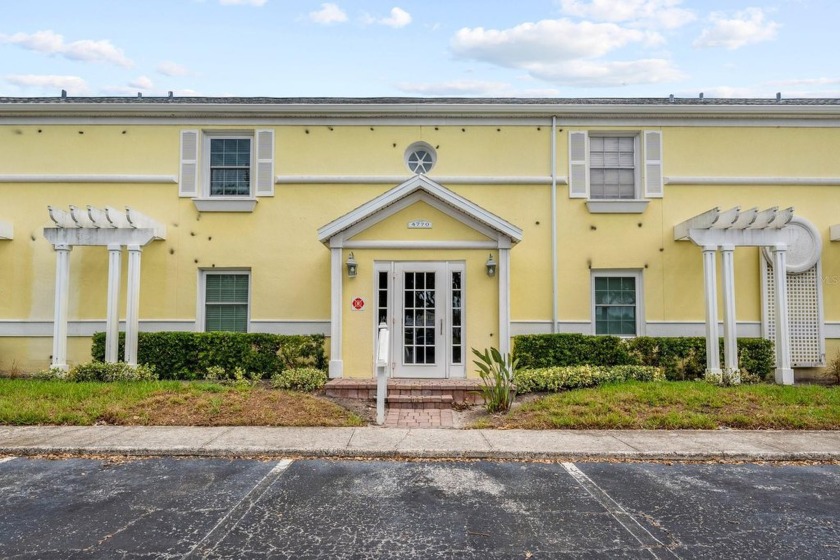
[515, 365, 664, 394]
[91, 332, 326, 379]
[513, 334, 775, 381]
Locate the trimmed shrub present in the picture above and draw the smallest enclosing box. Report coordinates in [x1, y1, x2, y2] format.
[271, 368, 328, 392]
[512, 334, 774, 381]
[61, 361, 158, 382]
[513, 334, 634, 369]
[91, 332, 326, 380]
[515, 365, 664, 394]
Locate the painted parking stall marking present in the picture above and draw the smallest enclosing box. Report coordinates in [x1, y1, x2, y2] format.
[184, 459, 294, 559]
[562, 462, 680, 560]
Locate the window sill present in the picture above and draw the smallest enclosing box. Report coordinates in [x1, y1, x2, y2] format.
[193, 198, 258, 213]
[586, 200, 649, 214]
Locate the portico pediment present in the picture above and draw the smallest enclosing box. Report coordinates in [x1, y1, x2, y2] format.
[317, 175, 522, 249]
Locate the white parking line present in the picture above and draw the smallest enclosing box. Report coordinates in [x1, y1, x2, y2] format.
[184, 459, 294, 559]
[562, 462, 681, 560]
[0, 457, 16, 464]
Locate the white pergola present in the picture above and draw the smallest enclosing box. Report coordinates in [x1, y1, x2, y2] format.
[675, 206, 795, 385]
[43, 206, 165, 369]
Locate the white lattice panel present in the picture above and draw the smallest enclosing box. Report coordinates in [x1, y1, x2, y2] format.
[762, 260, 825, 367]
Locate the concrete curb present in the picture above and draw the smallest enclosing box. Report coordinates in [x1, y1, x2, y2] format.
[1, 446, 839, 462]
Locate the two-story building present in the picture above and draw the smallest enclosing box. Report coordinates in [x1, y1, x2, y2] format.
[1, 96, 839, 383]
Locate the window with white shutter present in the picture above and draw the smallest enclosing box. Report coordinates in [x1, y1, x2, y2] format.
[570, 130, 663, 209]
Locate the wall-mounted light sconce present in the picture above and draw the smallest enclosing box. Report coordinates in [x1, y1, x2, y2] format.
[485, 254, 496, 277]
[346, 252, 358, 278]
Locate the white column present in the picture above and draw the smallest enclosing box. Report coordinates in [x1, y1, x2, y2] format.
[51, 244, 72, 370]
[702, 245, 721, 380]
[720, 244, 740, 383]
[498, 245, 511, 355]
[105, 243, 122, 363]
[328, 246, 343, 378]
[124, 244, 142, 366]
[772, 243, 794, 385]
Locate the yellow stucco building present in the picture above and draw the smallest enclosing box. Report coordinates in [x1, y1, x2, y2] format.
[1, 96, 839, 383]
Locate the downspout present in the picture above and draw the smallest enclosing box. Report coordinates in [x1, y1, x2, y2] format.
[551, 116, 558, 333]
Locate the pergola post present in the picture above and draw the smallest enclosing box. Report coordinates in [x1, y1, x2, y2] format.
[702, 245, 721, 381]
[772, 243, 794, 385]
[105, 243, 122, 363]
[124, 244, 142, 366]
[720, 244, 740, 383]
[51, 244, 72, 371]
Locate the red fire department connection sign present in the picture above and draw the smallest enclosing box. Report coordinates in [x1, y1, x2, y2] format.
[351, 297, 365, 311]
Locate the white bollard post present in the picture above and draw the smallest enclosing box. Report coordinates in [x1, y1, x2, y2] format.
[376, 322, 389, 425]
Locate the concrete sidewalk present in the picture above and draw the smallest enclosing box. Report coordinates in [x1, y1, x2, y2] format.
[1, 425, 839, 461]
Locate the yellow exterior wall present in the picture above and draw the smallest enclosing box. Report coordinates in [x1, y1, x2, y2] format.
[1, 115, 839, 378]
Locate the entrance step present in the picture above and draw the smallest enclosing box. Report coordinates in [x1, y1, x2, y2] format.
[324, 378, 485, 407]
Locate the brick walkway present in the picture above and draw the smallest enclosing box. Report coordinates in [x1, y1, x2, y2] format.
[384, 408, 455, 428]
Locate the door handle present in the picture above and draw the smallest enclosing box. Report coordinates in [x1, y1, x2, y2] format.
[439, 318, 443, 336]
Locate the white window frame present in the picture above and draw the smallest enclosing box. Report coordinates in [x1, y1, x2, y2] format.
[590, 269, 644, 337]
[203, 131, 255, 196]
[404, 142, 437, 175]
[588, 132, 641, 201]
[196, 268, 252, 333]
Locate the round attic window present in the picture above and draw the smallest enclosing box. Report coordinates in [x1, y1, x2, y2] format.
[405, 142, 436, 174]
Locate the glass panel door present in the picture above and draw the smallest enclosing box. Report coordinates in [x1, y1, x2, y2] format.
[394, 262, 445, 378]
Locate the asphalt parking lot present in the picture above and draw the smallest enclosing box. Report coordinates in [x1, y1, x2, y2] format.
[0, 457, 838, 559]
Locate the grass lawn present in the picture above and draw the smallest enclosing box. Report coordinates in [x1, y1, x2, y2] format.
[0, 379, 364, 427]
[473, 381, 840, 430]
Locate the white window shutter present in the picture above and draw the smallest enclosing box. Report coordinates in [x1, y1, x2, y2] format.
[255, 129, 275, 197]
[568, 131, 589, 198]
[179, 130, 199, 198]
[644, 130, 663, 198]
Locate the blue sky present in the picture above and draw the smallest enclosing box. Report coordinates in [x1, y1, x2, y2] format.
[0, 0, 837, 98]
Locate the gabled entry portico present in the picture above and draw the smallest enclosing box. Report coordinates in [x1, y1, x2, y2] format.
[318, 175, 522, 379]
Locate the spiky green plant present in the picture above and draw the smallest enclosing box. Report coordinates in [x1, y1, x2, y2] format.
[472, 347, 518, 413]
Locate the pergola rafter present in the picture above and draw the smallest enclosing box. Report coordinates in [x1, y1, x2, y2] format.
[675, 206, 796, 385]
[44, 205, 165, 370]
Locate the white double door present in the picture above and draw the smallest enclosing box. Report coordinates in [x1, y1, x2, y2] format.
[388, 262, 464, 379]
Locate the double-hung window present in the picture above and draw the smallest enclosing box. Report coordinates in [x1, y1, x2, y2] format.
[202, 272, 250, 332]
[209, 137, 252, 196]
[592, 271, 643, 336]
[589, 136, 637, 200]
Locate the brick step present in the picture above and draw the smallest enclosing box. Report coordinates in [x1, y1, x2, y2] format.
[324, 378, 486, 406]
[386, 395, 454, 409]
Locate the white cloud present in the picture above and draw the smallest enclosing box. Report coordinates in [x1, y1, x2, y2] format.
[362, 7, 412, 28]
[524, 58, 684, 86]
[396, 80, 563, 97]
[156, 61, 190, 77]
[309, 3, 347, 25]
[379, 7, 412, 28]
[558, 0, 695, 29]
[451, 19, 662, 66]
[694, 8, 780, 50]
[396, 80, 511, 96]
[5, 74, 89, 95]
[449, 18, 677, 86]
[219, 0, 267, 6]
[0, 30, 132, 68]
[129, 76, 154, 90]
